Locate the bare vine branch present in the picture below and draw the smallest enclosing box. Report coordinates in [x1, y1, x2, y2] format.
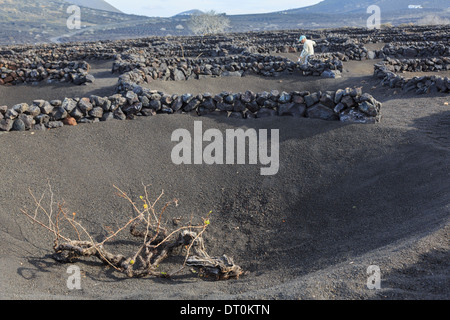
[20, 183, 244, 280]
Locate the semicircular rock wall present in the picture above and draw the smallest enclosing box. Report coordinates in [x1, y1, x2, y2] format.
[0, 85, 382, 133]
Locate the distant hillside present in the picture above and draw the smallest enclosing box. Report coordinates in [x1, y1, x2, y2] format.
[173, 9, 204, 17]
[65, 0, 123, 13]
[0, 0, 148, 45]
[285, 0, 450, 14]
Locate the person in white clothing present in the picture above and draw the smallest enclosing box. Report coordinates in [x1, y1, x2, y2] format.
[298, 35, 316, 66]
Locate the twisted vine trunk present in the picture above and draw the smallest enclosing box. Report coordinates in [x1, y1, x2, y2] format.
[53, 228, 243, 280]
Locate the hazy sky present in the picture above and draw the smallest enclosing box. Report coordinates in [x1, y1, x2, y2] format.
[105, 0, 323, 17]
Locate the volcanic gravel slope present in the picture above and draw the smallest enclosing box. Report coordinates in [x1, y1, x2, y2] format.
[0, 55, 448, 300]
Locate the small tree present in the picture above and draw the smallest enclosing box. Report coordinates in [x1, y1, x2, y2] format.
[188, 10, 230, 36]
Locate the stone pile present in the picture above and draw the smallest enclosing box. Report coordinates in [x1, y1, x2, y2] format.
[299, 56, 343, 77]
[1, 42, 119, 62]
[374, 62, 450, 94]
[112, 53, 292, 76]
[378, 56, 450, 73]
[0, 60, 94, 85]
[315, 40, 379, 61]
[381, 43, 449, 58]
[114, 42, 244, 61]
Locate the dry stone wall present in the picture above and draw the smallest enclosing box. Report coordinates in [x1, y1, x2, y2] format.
[0, 60, 93, 85]
[374, 61, 450, 94]
[112, 52, 343, 81]
[0, 85, 382, 133]
[378, 56, 450, 73]
[381, 43, 450, 58]
[13, 26, 450, 133]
